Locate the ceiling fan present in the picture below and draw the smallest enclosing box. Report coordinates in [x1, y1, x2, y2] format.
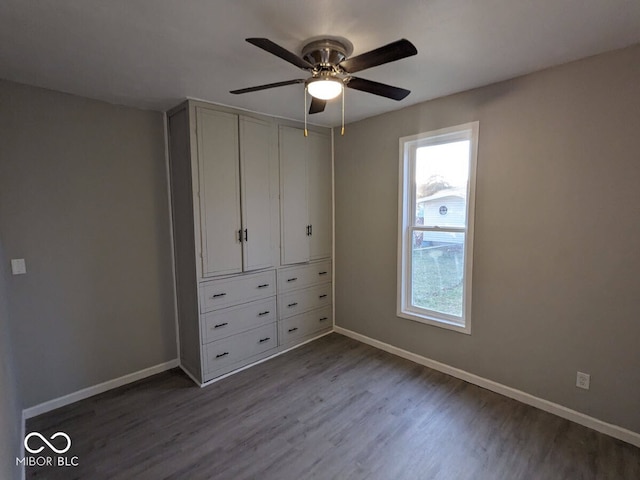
[230, 37, 418, 116]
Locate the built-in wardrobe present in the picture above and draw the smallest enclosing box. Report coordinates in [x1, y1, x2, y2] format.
[167, 100, 332, 384]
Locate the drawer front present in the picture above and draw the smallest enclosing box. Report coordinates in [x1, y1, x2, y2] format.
[202, 297, 276, 344]
[278, 283, 332, 319]
[278, 260, 331, 293]
[200, 270, 276, 312]
[205, 323, 277, 374]
[279, 307, 332, 346]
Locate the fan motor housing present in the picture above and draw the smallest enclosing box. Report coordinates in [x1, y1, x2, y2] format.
[302, 39, 348, 68]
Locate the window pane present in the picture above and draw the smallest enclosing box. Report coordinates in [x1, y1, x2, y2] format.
[415, 140, 470, 228]
[411, 231, 465, 318]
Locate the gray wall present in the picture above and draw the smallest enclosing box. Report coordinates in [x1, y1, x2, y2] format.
[0, 239, 22, 480]
[0, 79, 177, 408]
[334, 44, 640, 433]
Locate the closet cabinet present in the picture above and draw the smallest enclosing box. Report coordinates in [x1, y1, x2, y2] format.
[168, 100, 332, 386]
[279, 126, 332, 265]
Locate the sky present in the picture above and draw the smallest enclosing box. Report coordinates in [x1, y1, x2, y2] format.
[415, 140, 470, 188]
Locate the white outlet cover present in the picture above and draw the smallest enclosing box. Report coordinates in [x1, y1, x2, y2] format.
[576, 371, 590, 390]
[11, 258, 27, 275]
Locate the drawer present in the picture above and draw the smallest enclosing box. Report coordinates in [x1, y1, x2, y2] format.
[201, 297, 276, 344]
[204, 322, 277, 374]
[200, 270, 276, 312]
[278, 283, 332, 319]
[277, 260, 331, 293]
[279, 307, 332, 346]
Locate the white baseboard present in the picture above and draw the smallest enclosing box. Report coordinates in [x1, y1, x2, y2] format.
[22, 359, 179, 419]
[334, 326, 640, 448]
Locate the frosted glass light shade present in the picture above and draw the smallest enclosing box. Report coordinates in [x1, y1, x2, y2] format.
[307, 78, 343, 100]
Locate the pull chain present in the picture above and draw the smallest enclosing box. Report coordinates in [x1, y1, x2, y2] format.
[304, 87, 308, 137]
[341, 86, 345, 136]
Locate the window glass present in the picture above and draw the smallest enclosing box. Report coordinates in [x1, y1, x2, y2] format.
[411, 231, 465, 317]
[415, 140, 470, 229]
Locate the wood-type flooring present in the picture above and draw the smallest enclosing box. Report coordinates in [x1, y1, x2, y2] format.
[26, 333, 640, 479]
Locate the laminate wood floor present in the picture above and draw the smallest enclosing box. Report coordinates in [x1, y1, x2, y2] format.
[27, 333, 640, 480]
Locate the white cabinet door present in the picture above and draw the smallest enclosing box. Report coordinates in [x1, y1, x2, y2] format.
[197, 108, 243, 276]
[279, 126, 310, 265]
[240, 117, 273, 271]
[307, 131, 332, 260]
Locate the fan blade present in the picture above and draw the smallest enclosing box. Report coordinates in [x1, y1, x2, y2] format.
[339, 39, 417, 74]
[309, 97, 326, 114]
[230, 79, 305, 95]
[346, 77, 411, 100]
[246, 38, 314, 70]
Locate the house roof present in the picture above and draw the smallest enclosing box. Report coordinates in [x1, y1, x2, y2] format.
[417, 187, 466, 203]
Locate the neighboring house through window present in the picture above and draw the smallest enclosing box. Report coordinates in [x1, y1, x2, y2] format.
[397, 122, 479, 333]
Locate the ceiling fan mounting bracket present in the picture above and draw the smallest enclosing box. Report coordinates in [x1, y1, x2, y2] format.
[302, 39, 348, 69]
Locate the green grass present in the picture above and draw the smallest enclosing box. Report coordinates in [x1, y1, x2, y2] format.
[411, 246, 464, 317]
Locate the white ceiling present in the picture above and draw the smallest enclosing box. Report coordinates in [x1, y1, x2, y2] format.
[1, 0, 639, 126]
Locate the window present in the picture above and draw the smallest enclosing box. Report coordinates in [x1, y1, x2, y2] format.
[397, 122, 478, 333]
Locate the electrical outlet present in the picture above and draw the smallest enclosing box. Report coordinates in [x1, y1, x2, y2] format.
[576, 371, 590, 390]
[11, 258, 26, 275]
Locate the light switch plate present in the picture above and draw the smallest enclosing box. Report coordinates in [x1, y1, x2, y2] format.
[11, 258, 26, 275]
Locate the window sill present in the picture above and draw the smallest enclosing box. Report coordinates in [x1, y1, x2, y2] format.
[397, 309, 471, 335]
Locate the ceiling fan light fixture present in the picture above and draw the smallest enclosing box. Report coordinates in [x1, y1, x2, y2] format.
[306, 77, 343, 100]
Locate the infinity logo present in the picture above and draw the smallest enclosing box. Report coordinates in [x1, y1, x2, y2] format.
[24, 432, 72, 454]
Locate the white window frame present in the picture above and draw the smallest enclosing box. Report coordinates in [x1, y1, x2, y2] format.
[397, 121, 479, 334]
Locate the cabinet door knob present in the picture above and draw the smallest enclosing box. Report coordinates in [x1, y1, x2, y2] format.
[319, 294, 328, 299]
[319, 317, 328, 322]
[212, 293, 227, 298]
[258, 311, 270, 316]
[215, 352, 229, 359]
[244, 228, 248, 241]
[287, 277, 298, 282]
[288, 327, 298, 333]
[213, 322, 228, 329]
[318, 271, 328, 275]
[287, 302, 298, 308]
[257, 284, 269, 288]
[259, 337, 271, 343]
